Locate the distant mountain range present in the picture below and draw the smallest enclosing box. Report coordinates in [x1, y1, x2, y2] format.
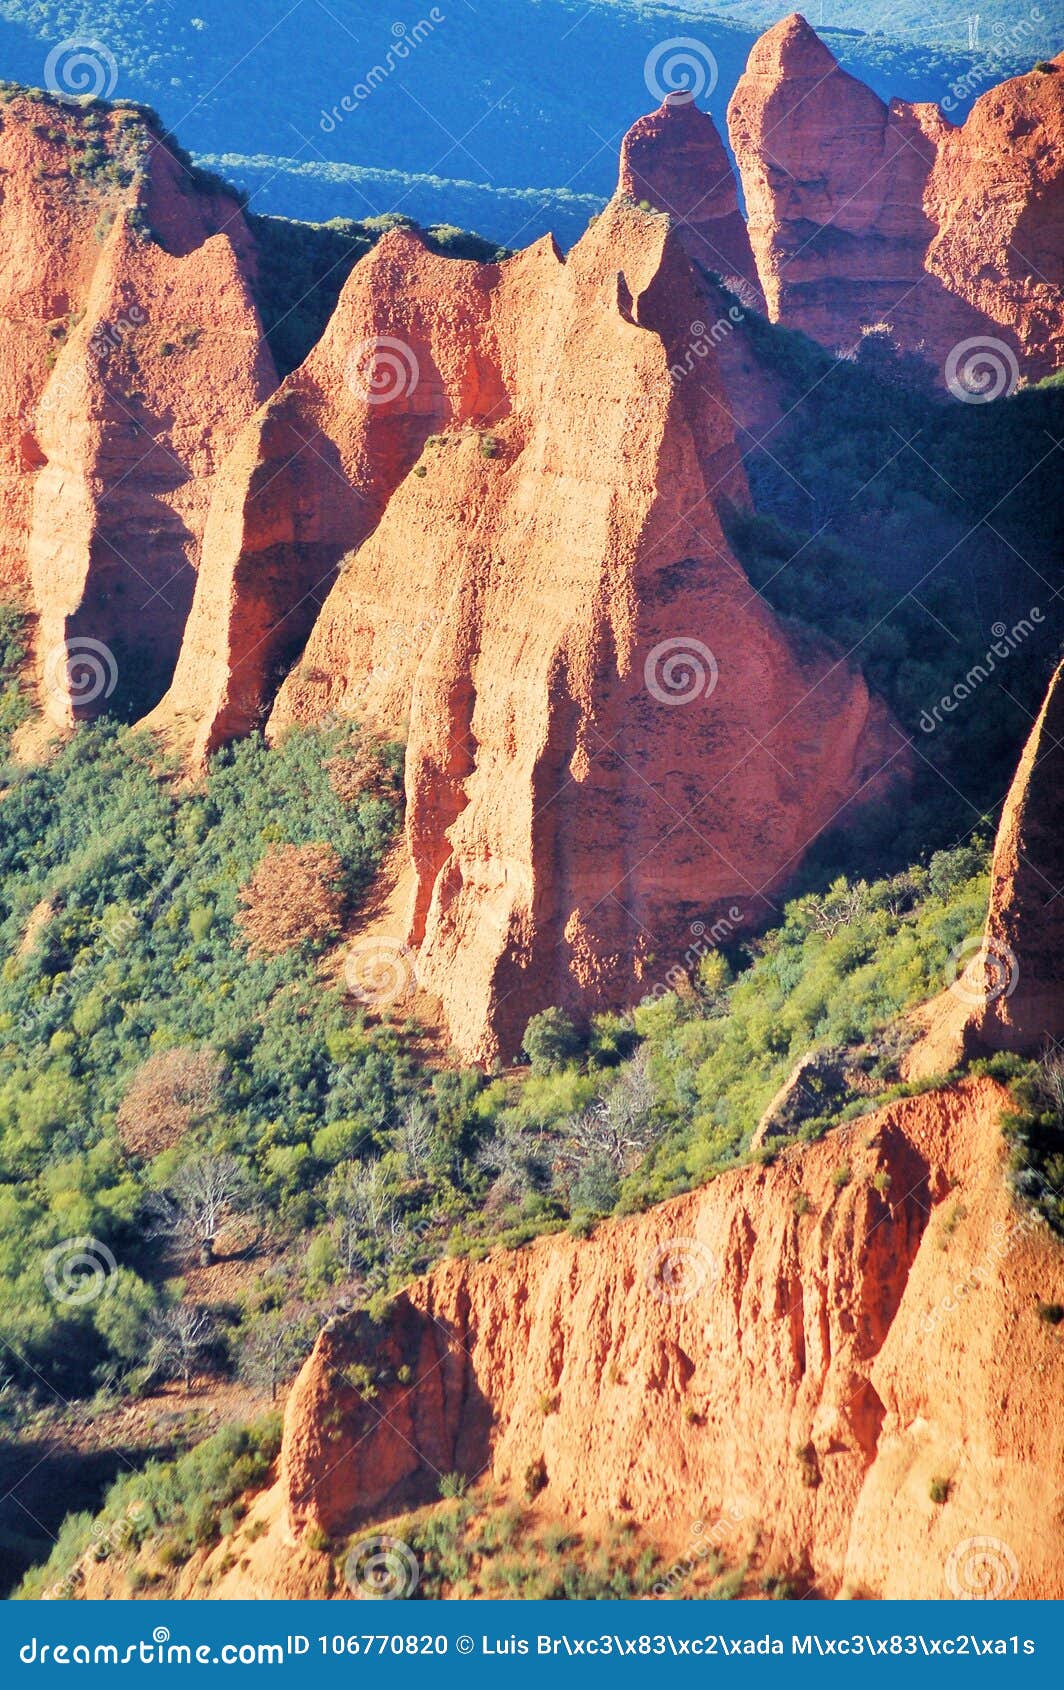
[0, 1, 1057, 243]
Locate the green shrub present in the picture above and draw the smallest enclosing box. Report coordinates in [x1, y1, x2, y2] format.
[522, 1007, 583, 1074]
[16, 1415, 281, 1596]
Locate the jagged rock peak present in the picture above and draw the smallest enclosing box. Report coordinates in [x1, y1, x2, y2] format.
[617, 95, 763, 306]
[727, 17, 1064, 381]
[745, 11, 845, 76]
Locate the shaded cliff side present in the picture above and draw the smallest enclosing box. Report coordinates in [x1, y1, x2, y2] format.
[616, 92, 764, 310]
[976, 661, 1064, 1055]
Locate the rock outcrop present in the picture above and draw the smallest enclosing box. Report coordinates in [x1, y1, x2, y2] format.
[975, 660, 1064, 1055]
[0, 93, 274, 724]
[727, 15, 1064, 381]
[182, 1074, 1062, 1600]
[923, 56, 1064, 385]
[617, 92, 764, 309]
[150, 194, 902, 1061]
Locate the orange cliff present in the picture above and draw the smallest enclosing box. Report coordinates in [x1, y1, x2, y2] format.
[0, 92, 274, 725]
[172, 1073, 1062, 1602]
[238, 674, 1064, 1602]
[147, 191, 904, 1063]
[727, 15, 1064, 381]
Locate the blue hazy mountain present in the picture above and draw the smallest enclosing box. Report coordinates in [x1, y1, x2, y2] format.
[0, 1, 1053, 244]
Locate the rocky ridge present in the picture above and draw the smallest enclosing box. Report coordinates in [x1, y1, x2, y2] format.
[3, 32, 1061, 1058]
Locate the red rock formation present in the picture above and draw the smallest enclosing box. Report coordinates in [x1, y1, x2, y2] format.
[180, 1074, 1062, 1600]
[924, 58, 1064, 383]
[0, 96, 116, 601]
[0, 94, 274, 725]
[142, 225, 506, 760]
[975, 660, 1064, 1054]
[227, 200, 898, 1063]
[727, 15, 1064, 382]
[617, 93, 764, 309]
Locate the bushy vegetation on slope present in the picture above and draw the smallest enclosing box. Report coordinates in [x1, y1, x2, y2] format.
[5, 700, 1060, 1599]
[485, 842, 990, 1215]
[0, 719, 410, 1395]
[15, 1414, 282, 1598]
[0, 689, 994, 1413]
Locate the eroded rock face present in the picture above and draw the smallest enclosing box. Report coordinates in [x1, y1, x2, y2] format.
[155, 194, 902, 1061]
[727, 15, 1064, 381]
[617, 93, 764, 308]
[976, 661, 1064, 1054]
[142, 225, 506, 760]
[197, 1076, 1062, 1600]
[923, 58, 1064, 383]
[0, 95, 274, 724]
